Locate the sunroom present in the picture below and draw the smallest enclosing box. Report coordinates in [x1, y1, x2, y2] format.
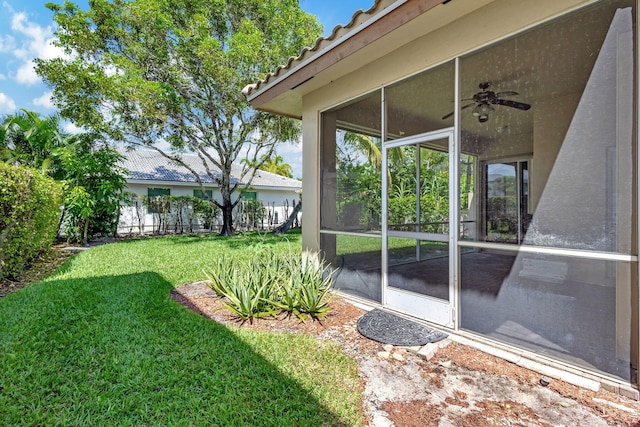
[244, 0, 639, 394]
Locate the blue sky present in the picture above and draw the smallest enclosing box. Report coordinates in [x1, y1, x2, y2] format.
[0, 0, 372, 176]
[0, 0, 374, 116]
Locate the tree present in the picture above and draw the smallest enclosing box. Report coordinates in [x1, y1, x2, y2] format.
[58, 135, 128, 242]
[255, 154, 294, 178]
[342, 132, 381, 168]
[36, 0, 321, 236]
[0, 109, 67, 178]
[0, 109, 128, 243]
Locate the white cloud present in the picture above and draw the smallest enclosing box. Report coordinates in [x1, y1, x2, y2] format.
[32, 90, 54, 109]
[11, 12, 62, 60]
[8, 11, 65, 87]
[0, 92, 17, 113]
[0, 35, 15, 53]
[15, 59, 40, 85]
[62, 122, 84, 135]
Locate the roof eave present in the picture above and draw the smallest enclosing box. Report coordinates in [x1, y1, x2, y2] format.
[246, 0, 448, 117]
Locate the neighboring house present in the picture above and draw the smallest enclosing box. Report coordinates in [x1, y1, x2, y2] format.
[244, 0, 639, 396]
[117, 148, 301, 233]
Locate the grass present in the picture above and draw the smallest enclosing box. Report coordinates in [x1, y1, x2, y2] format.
[0, 231, 363, 426]
[336, 233, 449, 258]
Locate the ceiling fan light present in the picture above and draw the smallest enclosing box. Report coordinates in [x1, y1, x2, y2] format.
[472, 102, 494, 122]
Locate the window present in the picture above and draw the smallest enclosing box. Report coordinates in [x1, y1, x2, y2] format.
[147, 188, 170, 213]
[242, 191, 257, 201]
[148, 188, 170, 197]
[193, 189, 213, 199]
[458, 0, 636, 382]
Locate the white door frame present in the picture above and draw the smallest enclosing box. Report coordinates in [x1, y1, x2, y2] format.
[382, 127, 458, 328]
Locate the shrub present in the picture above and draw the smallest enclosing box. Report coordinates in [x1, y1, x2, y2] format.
[205, 254, 279, 321]
[205, 249, 334, 323]
[237, 199, 266, 230]
[141, 195, 220, 234]
[59, 140, 128, 242]
[193, 197, 219, 231]
[63, 186, 95, 244]
[0, 163, 63, 279]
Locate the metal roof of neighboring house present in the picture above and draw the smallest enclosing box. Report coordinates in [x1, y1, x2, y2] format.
[118, 148, 301, 190]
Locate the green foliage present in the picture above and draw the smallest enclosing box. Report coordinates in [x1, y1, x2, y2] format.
[140, 195, 220, 234]
[192, 197, 220, 230]
[206, 254, 279, 321]
[0, 163, 62, 279]
[63, 186, 95, 244]
[36, 0, 321, 236]
[336, 140, 451, 231]
[290, 257, 334, 321]
[256, 154, 294, 178]
[0, 110, 128, 244]
[336, 161, 381, 230]
[237, 198, 266, 229]
[205, 249, 334, 323]
[0, 109, 67, 178]
[59, 136, 128, 242]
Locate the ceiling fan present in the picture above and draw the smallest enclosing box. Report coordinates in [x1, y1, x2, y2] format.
[442, 82, 531, 123]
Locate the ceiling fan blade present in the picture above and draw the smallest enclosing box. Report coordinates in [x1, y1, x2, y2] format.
[441, 103, 475, 120]
[495, 91, 519, 97]
[493, 99, 531, 110]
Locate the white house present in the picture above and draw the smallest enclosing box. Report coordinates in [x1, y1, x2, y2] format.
[117, 148, 301, 233]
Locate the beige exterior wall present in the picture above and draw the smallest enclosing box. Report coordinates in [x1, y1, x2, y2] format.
[301, 0, 596, 252]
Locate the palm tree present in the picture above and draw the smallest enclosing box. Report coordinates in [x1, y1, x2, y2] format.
[341, 131, 405, 170]
[0, 109, 67, 178]
[342, 132, 381, 168]
[258, 154, 294, 178]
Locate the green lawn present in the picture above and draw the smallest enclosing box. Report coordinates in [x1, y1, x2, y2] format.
[0, 231, 363, 426]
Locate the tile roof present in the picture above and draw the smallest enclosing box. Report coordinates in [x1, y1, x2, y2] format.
[242, 0, 391, 98]
[118, 148, 301, 189]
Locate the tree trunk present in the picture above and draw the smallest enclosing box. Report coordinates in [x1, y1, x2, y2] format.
[272, 200, 301, 234]
[219, 201, 235, 236]
[82, 218, 90, 245]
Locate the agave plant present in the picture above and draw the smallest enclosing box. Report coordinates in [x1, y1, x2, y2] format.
[204, 250, 335, 323]
[204, 255, 277, 322]
[291, 257, 335, 322]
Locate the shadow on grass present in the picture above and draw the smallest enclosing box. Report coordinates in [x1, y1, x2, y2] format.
[0, 271, 357, 426]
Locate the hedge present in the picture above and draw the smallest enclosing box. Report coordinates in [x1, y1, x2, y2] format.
[0, 163, 63, 280]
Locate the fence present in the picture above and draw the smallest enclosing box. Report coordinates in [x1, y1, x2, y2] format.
[117, 194, 301, 235]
